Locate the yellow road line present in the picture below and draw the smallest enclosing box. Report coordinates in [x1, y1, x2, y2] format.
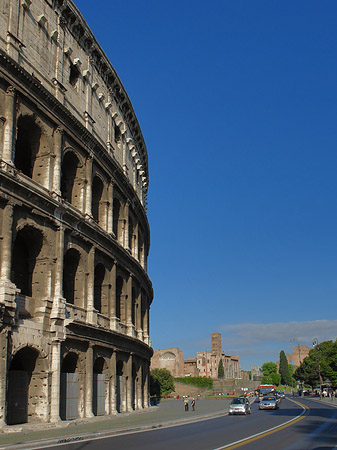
[214, 400, 309, 450]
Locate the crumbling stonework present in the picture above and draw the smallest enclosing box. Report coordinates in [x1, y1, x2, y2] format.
[0, 0, 153, 425]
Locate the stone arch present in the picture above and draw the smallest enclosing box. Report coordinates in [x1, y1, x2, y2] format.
[116, 359, 124, 413]
[113, 197, 121, 240]
[11, 225, 44, 297]
[7, 346, 48, 425]
[131, 362, 137, 410]
[63, 247, 84, 307]
[94, 263, 105, 313]
[131, 284, 137, 327]
[93, 357, 108, 416]
[116, 274, 127, 325]
[60, 351, 79, 420]
[92, 174, 105, 226]
[15, 115, 41, 179]
[138, 225, 144, 266]
[14, 114, 52, 187]
[60, 150, 83, 210]
[128, 214, 134, 252]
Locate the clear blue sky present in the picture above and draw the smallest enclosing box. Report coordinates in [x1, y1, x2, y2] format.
[75, 0, 337, 370]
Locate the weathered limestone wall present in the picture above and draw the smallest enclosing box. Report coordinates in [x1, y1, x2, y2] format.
[0, 0, 153, 426]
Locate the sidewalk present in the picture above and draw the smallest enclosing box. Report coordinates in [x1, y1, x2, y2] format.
[0, 398, 233, 449]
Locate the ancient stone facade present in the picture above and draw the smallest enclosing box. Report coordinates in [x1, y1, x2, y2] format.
[197, 333, 241, 379]
[151, 348, 185, 377]
[286, 345, 311, 367]
[183, 357, 199, 377]
[0, 0, 153, 425]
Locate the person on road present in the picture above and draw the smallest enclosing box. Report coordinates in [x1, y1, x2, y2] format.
[184, 397, 189, 411]
[191, 398, 195, 411]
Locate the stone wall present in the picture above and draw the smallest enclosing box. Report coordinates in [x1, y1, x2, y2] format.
[0, 0, 153, 426]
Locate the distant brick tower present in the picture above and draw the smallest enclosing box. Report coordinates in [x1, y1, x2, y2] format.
[211, 332, 222, 355]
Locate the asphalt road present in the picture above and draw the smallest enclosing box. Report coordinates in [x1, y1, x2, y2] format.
[41, 397, 337, 450]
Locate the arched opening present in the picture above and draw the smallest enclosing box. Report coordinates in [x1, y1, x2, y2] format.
[93, 357, 106, 416]
[132, 362, 137, 410]
[113, 198, 121, 239]
[138, 226, 144, 266]
[128, 216, 134, 252]
[116, 276, 123, 322]
[92, 176, 104, 226]
[7, 347, 47, 425]
[116, 360, 124, 413]
[131, 286, 136, 327]
[12, 227, 43, 297]
[60, 352, 79, 420]
[94, 263, 105, 313]
[15, 116, 41, 178]
[60, 152, 81, 209]
[63, 248, 80, 305]
[69, 63, 80, 87]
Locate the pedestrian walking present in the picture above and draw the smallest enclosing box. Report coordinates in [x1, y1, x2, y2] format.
[184, 397, 189, 411]
[191, 398, 195, 411]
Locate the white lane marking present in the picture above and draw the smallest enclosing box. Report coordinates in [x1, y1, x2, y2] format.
[211, 401, 306, 450]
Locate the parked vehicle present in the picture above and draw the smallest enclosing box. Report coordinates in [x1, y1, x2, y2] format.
[229, 397, 251, 415]
[259, 395, 279, 410]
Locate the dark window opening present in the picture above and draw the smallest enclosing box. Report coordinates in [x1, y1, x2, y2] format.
[63, 248, 80, 304]
[15, 116, 41, 178]
[69, 63, 80, 87]
[94, 263, 105, 312]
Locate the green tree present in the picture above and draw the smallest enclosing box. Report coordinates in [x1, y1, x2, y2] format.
[294, 340, 337, 388]
[218, 359, 224, 379]
[261, 362, 277, 377]
[150, 368, 175, 397]
[288, 364, 296, 388]
[279, 350, 290, 385]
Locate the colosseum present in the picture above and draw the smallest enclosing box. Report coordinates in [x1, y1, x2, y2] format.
[0, 0, 153, 425]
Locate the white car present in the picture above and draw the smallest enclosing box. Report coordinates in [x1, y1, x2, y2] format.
[229, 397, 251, 415]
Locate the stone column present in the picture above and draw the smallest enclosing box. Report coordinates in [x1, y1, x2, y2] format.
[126, 274, 134, 337]
[50, 340, 62, 422]
[0, 331, 8, 425]
[136, 291, 143, 341]
[109, 351, 116, 414]
[2, 86, 15, 164]
[86, 246, 95, 324]
[134, 223, 139, 260]
[122, 201, 129, 248]
[143, 297, 149, 345]
[51, 221, 66, 320]
[0, 117, 5, 157]
[0, 202, 13, 281]
[52, 127, 63, 195]
[109, 262, 118, 331]
[143, 362, 149, 408]
[107, 181, 114, 235]
[84, 155, 93, 217]
[137, 364, 142, 410]
[85, 343, 94, 417]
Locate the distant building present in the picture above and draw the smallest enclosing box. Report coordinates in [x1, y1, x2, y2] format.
[184, 357, 199, 377]
[287, 345, 311, 367]
[251, 365, 263, 381]
[151, 348, 185, 377]
[196, 333, 241, 379]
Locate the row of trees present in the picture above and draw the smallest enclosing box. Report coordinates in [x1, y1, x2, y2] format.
[261, 341, 337, 389]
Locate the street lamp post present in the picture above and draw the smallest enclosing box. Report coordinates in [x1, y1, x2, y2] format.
[313, 338, 322, 400]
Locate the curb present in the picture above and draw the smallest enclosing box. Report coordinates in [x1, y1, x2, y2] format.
[0, 409, 230, 450]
